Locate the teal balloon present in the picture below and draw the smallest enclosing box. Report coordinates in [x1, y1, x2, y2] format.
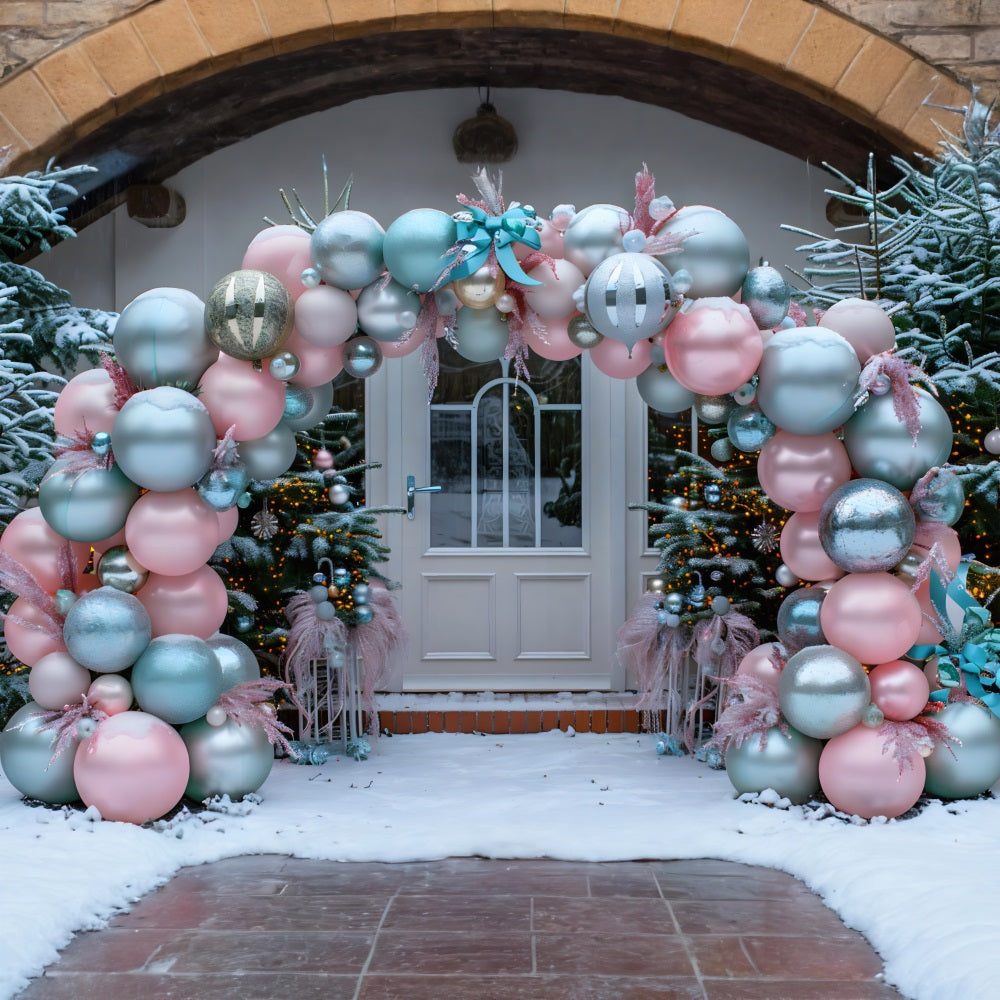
[924, 702, 1000, 799]
[383, 209, 460, 293]
[726, 405, 776, 453]
[725, 726, 823, 804]
[131, 634, 224, 725]
[282, 384, 313, 421]
[38, 460, 140, 543]
[181, 716, 274, 801]
[453, 308, 509, 363]
[0, 702, 80, 803]
[206, 632, 261, 691]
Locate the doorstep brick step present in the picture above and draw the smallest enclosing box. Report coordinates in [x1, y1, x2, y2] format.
[377, 706, 645, 735]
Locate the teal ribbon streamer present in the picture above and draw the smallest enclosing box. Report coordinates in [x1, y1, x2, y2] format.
[450, 204, 543, 286]
[909, 564, 1000, 716]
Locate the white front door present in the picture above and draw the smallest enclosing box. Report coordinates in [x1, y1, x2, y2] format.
[370, 339, 633, 692]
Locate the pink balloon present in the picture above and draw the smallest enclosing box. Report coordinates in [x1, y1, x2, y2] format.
[913, 577, 945, 646]
[525, 316, 584, 362]
[735, 642, 785, 692]
[589, 334, 651, 378]
[537, 218, 565, 258]
[0, 508, 89, 594]
[216, 504, 240, 543]
[87, 674, 134, 716]
[869, 660, 931, 721]
[198, 354, 286, 440]
[242, 225, 314, 301]
[819, 723, 925, 818]
[664, 299, 764, 396]
[73, 711, 190, 823]
[284, 328, 345, 387]
[4, 597, 66, 665]
[53, 368, 119, 437]
[137, 565, 228, 639]
[379, 329, 424, 358]
[912, 521, 961, 571]
[294, 285, 358, 347]
[820, 298, 896, 363]
[28, 651, 92, 710]
[523, 259, 585, 319]
[820, 572, 923, 664]
[125, 489, 221, 576]
[780, 511, 845, 583]
[757, 431, 853, 512]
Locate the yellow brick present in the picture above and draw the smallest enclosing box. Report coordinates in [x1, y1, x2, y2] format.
[730, 0, 812, 71]
[0, 69, 70, 151]
[493, 0, 564, 30]
[35, 45, 115, 133]
[836, 36, 913, 117]
[672, 0, 749, 56]
[614, 0, 677, 40]
[132, 0, 214, 87]
[564, 0, 619, 33]
[257, 0, 333, 54]
[82, 21, 165, 109]
[328, 0, 394, 39]
[185, 0, 273, 67]
[786, 6, 867, 90]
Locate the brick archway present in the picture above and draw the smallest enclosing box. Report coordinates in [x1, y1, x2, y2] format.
[0, 0, 974, 228]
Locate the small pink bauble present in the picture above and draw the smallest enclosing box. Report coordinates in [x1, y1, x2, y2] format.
[757, 431, 852, 513]
[136, 565, 228, 639]
[125, 488, 221, 577]
[73, 711, 190, 824]
[28, 651, 92, 710]
[313, 448, 335, 470]
[198, 354, 286, 440]
[820, 572, 923, 664]
[589, 334, 651, 378]
[664, 299, 763, 396]
[868, 660, 931, 721]
[779, 511, 845, 583]
[87, 673, 134, 716]
[735, 642, 785, 692]
[819, 723, 924, 819]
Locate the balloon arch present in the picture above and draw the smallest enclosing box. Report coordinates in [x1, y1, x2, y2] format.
[2, 166, 995, 825]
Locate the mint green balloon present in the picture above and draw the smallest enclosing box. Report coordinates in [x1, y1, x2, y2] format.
[131, 634, 223, 725]
[383, 209, 459, 293]
[0, 702, 80, 803]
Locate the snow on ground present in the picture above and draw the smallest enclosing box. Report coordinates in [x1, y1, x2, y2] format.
[1, 730, 997, 1000]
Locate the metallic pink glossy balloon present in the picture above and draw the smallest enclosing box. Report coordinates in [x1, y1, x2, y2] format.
[73, 711, 190, 824]
[819, 723, 925, 818]
[664, 299, 763, 396]
[4, 597, 66, 666]
[242, 225, 313, 301]
[28, 651, 92, 710]
[589, 334, 651, 378]
[87, 673, 134, 716]
[868, 660, 931, 721]
[820, 572, 923, 664]
[53, 368, 119, 437]
[525, 315, 584, 362]
[0, 508, 89, 594]
[757, 431, 853, 513]
[735, 642, 785, 692]
[136, 565, 228, 639]
[125, 489, 221, 577]
[779, 511, 845, 583]
[198, 354, 286, 440]
[820, 298, 896, 364]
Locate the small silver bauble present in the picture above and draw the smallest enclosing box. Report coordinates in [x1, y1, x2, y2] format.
[268, 350, 300, 381]
[315, 601, 338, 621]
[328, 482, 351, 505]
[740, 264, 790, 329]
[693, 394, 735, 426]
[91, 431, 112, 456]
[567, 314, 604, 351]
[342, 336, 383, 379]
[97, 545, 150, 594]
[663, 592, 684, 614]
[353, 583, 370, 605]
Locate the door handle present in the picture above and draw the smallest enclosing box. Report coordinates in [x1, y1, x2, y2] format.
[406, 475, 442, 519]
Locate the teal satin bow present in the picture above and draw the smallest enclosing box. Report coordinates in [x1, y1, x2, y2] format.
[450, 204, 543, 286]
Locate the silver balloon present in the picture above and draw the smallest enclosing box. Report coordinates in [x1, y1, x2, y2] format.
[110, 386, 217, 492]
[740, 264, 790, 329]
[913, 468, 965, 526]
[654, 205, 750, 298]
[453, 307, 510, 363]
[181, 716, 275, 801]
[204, 270, 294, 361]
[844, 388, 954, 491]
[775, 563, 799, 588]
[562, 203, 630, 275]
[0, 702, 80, 803]
[196, 463, 251, 512]
[383, 209, 459, 293]
[63, 586, 151, 673]
[694, 394, 735, 425]
[131, 634, 224, 725]
[583, 252, 675, 352]
[776, 586, 827, 653]
[206, 632, 261, 691]
[97, 545, 149, 594]
[310, 210, 386, 290]
[282, 379, 333, 432]
[567, 314, 604, 350]
[113, 288, 218, 389]
[38, 460, 140, 543]
[755, 327, 861, 435]
[727, 405, 776, 453]
[924, 701, 1000, 799]
[342, 336, 383, 379]
[725, 725, 823, 804]
[636, 364, 695, 414]
[238, 422, 298, 481]
[818, 478, 916, 573]
[268, 350, 300, 381]
[357, 277, 421, 342]
[778, 644, 871, 740]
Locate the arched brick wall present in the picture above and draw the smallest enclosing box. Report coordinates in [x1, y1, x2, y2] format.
[0, 0, 979, 226]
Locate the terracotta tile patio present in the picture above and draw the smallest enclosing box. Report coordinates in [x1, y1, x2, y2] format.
[17, 855, 902, 999]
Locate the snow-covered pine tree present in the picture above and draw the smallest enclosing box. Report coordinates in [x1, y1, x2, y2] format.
[783, 94, 1000, 564]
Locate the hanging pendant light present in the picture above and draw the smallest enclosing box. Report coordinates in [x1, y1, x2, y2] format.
[453, 88, 518, 164]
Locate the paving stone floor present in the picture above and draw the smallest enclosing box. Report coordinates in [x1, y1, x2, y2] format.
[18, 855, 903, 999]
